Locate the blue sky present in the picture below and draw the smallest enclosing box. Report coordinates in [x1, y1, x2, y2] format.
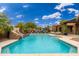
[0, 3, 79, 27]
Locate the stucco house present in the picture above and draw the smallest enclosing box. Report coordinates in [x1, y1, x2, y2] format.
[52, 15, 79, 35]
[63, 17, 79, 34]
[52, 25, 61, 32]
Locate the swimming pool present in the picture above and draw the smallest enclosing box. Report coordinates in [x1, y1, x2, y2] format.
[1, 34, 77, 54]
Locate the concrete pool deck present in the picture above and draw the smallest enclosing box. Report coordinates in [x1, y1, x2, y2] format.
[0, 34, 79, 55]
[49, 34, 79, 53]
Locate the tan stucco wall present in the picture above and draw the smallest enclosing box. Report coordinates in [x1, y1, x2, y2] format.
[9, 31, 20, 39]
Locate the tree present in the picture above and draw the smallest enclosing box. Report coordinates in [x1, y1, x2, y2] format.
[60, 20, 68, 24]
[72, 18, 76, 20]
[24, 22, 37, 33]
[25, 22, 37, 29]
[61, 24, 68, 35]
[16, 22, 24, 33]
[36, 26, 42, 32]
[0, 13, 12, 38]
[16, 22, 24, 29]
[5, 25, 13, 38]
[0, 13, 9, 24]
[60, 20, 68, 35]
[72, 15, 79, 21]
[36, 26, 42, 30]
[0, 27, 5, 37]
[45, 26, 51, 33]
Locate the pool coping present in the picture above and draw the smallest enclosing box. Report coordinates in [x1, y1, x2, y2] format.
[48, 34, 79, 53]
[0, 39, 18, 53]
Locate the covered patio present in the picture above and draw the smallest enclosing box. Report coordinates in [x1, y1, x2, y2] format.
[52, 25, 62, 32]
[64, 19, 79, 34]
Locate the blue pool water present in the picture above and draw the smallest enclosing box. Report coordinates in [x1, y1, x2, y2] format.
[1, 34, 77, 54]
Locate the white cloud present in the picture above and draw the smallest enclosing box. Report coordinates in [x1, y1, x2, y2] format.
[55, 3, 74, 11]
[42, 12, 61, 20]
[23, 5, 29, 8]
[34, 18, 39, 20]
[16, 14, 24, 18]
[0, 7, 6, 12]
[42, 15, 49, 20]
[67, 8, 79, 16]
[35, 21, 39, 24]
[67, 8, 79, 13]
[75, 13, 79, 16]
[55, 20, 61, 24]
[34, 18, 39, 24]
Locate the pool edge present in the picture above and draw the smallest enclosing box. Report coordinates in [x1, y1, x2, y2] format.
[0, 39, 18, 54]
[48, 34, 79, 53]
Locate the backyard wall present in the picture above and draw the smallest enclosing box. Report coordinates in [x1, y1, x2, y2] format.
[9, 31, 20, 39]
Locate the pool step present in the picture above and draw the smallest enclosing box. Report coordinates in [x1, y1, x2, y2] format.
[69, 47, 76, 53]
